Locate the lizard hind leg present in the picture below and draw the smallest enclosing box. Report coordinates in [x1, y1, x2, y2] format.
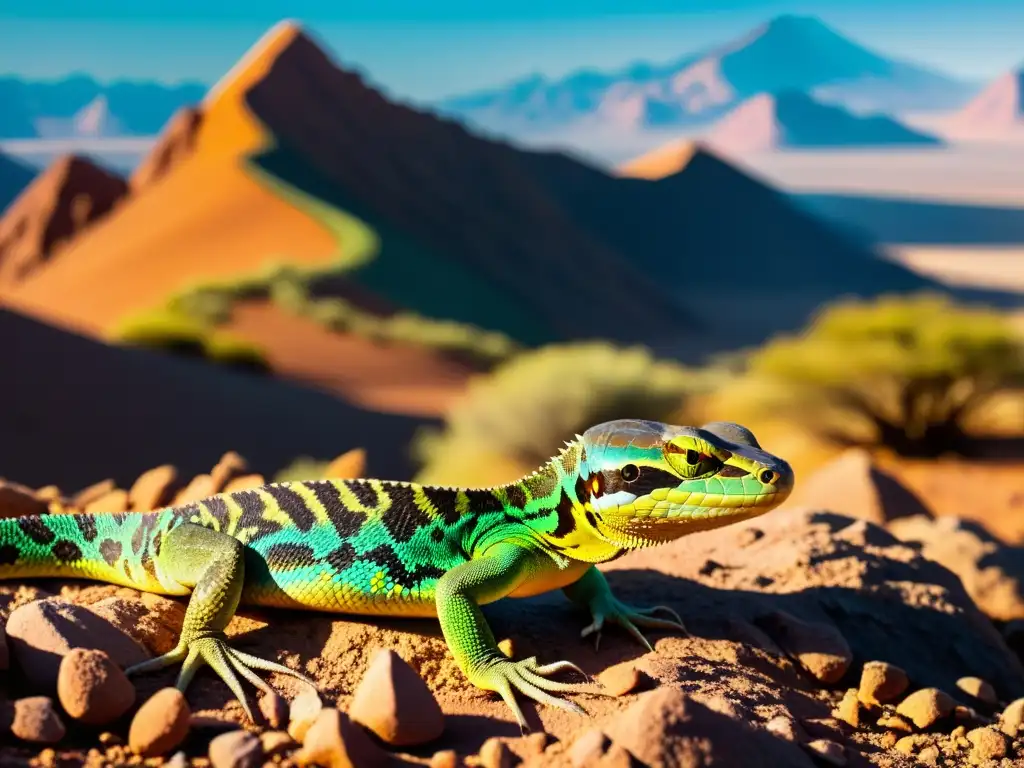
[123, 523, 317, 720]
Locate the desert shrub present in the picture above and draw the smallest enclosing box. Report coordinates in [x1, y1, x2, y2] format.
[735, 292, 1024, 457]
[413, 341, 706, 485]
[273, 456, 331, 483]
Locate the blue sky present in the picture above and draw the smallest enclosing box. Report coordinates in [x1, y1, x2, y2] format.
[1, 0, 1022, 101]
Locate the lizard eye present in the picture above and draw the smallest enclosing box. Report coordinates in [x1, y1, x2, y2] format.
[685, 449, 701, 465]
[620, 464, 640, 483]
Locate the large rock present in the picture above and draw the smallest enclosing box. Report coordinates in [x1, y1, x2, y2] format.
[5, 598, 150, 691]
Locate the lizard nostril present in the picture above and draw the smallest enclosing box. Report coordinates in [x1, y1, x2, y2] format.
[759, 469, 776, 485]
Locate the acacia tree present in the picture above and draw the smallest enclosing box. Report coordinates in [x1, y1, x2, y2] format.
[743, 293, 1024, 457]
[412, 342, 712, 486]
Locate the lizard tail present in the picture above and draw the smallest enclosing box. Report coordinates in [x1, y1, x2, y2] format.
[0, 511, 172, 592]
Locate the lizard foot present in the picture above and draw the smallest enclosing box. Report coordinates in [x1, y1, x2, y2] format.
[472, 655, 595, 734]
[125, 632, 318, 720]
[580, 599, 688, 652]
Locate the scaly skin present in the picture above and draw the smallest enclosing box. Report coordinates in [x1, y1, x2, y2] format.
[0, 419, 794, 730]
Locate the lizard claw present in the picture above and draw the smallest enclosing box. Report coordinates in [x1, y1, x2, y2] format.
[469, 654, 595, 733]
[125, 632, 318, 721]
[581, 600, 688, 653]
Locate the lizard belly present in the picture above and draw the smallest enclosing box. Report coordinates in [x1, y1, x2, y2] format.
[506, 559, 591, 599]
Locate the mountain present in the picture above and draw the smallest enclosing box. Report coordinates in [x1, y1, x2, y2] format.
[0, 21, 952, 366]
[0, 155, 128, 288]
[944, 68, 1024, 140]
[0, 74, 207, 139]
[702, 90, 944, 154]
[437, 15, 977, 135]
[0, 151, 35, 213]
[0, 306, 431, 490]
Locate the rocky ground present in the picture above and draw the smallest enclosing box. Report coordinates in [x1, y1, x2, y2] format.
[2, 450, 1024, 767]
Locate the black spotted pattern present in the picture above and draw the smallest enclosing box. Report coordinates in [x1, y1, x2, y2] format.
[0, 544, 20, 565]
[140, 552, 157, 581]
[75, 515, 98, 542]
[99, 539, 122, 567]
[202, 496, 230, 532]
[233, 490, 280, 537]
[18, 516, 55, 546]
[131, 514, 159, 555]
[345, 481, 380, 509]
[462, 490, 504, 515]
[504, 484, 528, 510]
[551, 489, 578, 539]
[266, 543, 319, 570]
[381, 484, 429, 544]
[430, 527, 445, 544]
[421, 487, 462, 525]
[265, 485, 316, 532]
[308, 481, 366, 539]
[326, 542, 357, 573]
[52, 539, 83, 562]
[361, 544, 445, 589]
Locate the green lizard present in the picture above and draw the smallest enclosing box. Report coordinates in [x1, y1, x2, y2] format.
[0, 419, 793, 730]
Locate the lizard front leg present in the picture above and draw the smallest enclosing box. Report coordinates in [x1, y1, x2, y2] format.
[123, 523, 315, 719]
[563, 565, 687, 651]
[435, 543, 593, 732]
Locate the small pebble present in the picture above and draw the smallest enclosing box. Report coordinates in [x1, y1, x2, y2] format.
[57, 647, 136, 725]
[597, 663, 642, 696]
[967, 726, 1008, 761]
[287, 689, 323, 743]
[1000, 697, 1024, 737]
[895, 688, 955, 729]
[879, 732, 898, 749]
[295, 707, 388, 767]
[876, 713, 914, 732]
[765, 715, 803, 742]
[917, 745, 941, 765]
[857, 661, 909, 706]
[895, 734, 935, 755]
[522, 731, 548, 755]
[259, 691, 289, 730]
[478, 737, 513, 768]
[10, 697, 66, 744]
[761, 610, 852, 684]
[497, 638, 515, 658]
[260, 730, 295, 756]
[348, 648, 444, 746]
[209, 729, 264, 768]
[128, 687, 191, 757]
[430, 749, 459, 768]
[166, 752, 189, 768]
[834, 689, 860, 728]
[569, 728, 610, 767]
[802, 739, 845, 766]
[957, 677, 997, 705]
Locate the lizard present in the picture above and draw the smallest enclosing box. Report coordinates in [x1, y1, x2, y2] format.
[0, 418, 794, 731]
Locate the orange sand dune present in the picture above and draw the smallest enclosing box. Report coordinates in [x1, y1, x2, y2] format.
[222, 301, 477, 418]
[2, 23, 336, 335]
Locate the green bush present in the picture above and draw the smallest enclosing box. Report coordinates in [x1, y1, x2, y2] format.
[737, 292, 1024, 457]
[413, 341, 705, 485]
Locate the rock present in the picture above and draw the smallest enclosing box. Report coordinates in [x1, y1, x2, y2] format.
[1000, 698, 1024, 737]
[569, 729, 611, 767]
[957, 676, 997, 705]
[758, 610, 852, 684]
[86, 596, 184, 656]
[288, 690, 323, 743]
[173, 474, 216, 505]
[6, 598, 150, 690]
[210, 451, 248, 492]
[888, 514, 1024, 622]
[858, 660, 909, 706]
[56, 648, 136, 725]
[9, 697, 66, 743]
[295, 708, 388, 768]
[603, 686, 814, 768]
[785, 448, 932, 525]
[209, 729, 264, 768]
[259, 691, 289, 730]
[223, 475, 266, 493]
[128, 688, 191, 757]
[966, 726, 1008, 761]
[895, 688, 956, 729]
[0, 480, 49, 518]
[478, 737, 513, 768]
[597, 663, 643, 696]
[347, 647, 444, 746]
[522, 731, 547, 756]
[260, 730, 295, 756]
[497, 638, 514, 658]
[765, 715, 805, 743]
[430, 749, 459, 768]
[802, 739, 845, 766]
[128, 465, 179, 511]
[72, 479, 116, 508]
[876, 713, 914, 732]
[918, 745, 941, 765]
[323, 448, 366, 480]
[84, 489, 129, 514]
[833, 689, 860, 727]
[894, 734, 935, 755]
[166, 753, 189, 768]
[34, 485, 63, 503]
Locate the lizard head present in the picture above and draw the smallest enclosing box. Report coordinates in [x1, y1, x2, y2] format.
[578, 419, 794, 550]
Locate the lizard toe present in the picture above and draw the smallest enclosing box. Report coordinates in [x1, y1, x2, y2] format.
[472, 655, 595, 731]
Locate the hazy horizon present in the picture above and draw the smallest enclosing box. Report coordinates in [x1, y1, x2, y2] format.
[2, 1, 1023, 103]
